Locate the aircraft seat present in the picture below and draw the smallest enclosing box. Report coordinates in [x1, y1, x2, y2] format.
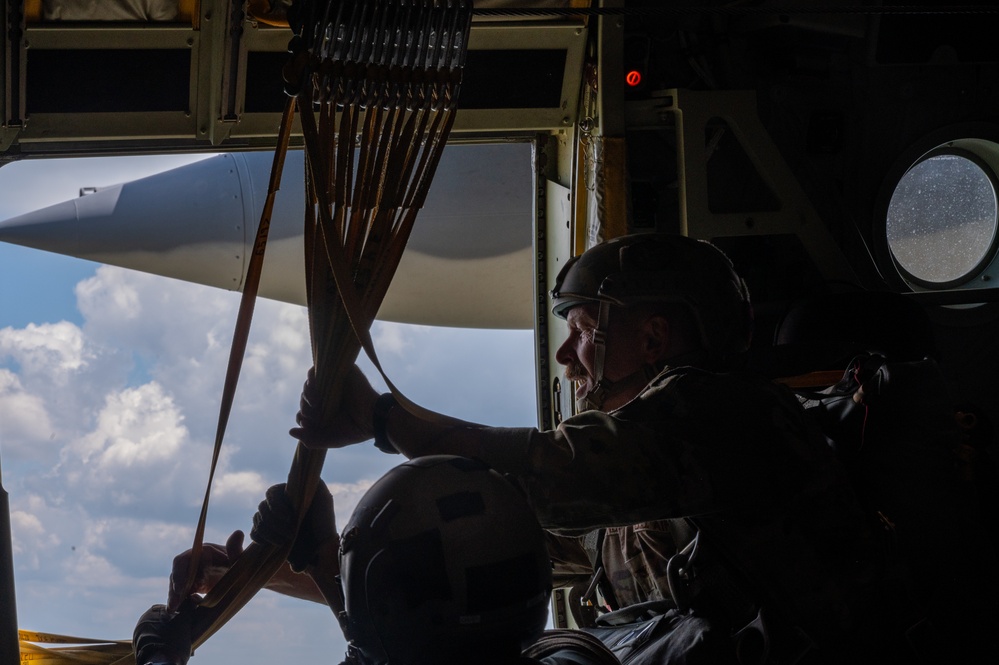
[764, 289, 938, 383]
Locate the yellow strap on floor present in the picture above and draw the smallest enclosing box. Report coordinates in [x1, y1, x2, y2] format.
[18, 632, 125, 646]
[17, 631, 132, 665]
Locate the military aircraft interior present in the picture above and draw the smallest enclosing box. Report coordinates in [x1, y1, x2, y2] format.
[3, 0, 999, 662]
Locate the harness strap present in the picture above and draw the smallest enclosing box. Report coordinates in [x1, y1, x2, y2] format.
[579, 301, 613, 411]
[581, 528, 619, 613]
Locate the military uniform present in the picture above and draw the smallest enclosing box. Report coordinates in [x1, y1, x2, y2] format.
[547, 520, 678, 609]
[471, 365, 874, 656]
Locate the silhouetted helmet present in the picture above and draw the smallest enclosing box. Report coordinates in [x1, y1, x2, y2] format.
[339, 456, 552, 665]
[551, 233, 753, 355]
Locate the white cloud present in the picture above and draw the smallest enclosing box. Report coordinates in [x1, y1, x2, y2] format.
[372, 320, 415, 356]
[0, 320, 92, 375]
[10, 509, 57, 568]
[0, 317, 128, 446]
[9, 494, 67, 571]
[214, 470, 269, 499]
[0, 369, 54, 450]
[328, 478, 377, 529]
[60, 520, 123, 586]
[75, 267, 142, 321]
[68, 382, 186, 470]
[76, 266, 235, 361]
[48, 379, 209, 518]
[10, 509, 44, 539]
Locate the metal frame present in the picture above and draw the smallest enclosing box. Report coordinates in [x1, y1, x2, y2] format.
[627, 87, 859, 285]
[1, 9, 589, 159]
[885, 146, 999, 290]
[874, 133, 999, 300]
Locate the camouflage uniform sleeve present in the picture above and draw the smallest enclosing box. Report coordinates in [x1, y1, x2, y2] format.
[442, 369, 803, 533]
[512, 369, 789, 530]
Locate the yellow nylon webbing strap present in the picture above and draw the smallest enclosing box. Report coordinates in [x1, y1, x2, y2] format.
[179, 97, 303, 651]
[17, 632, 131, 665]
[18, 632, 124, 645]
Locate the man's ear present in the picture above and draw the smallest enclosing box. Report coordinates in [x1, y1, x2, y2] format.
[641, 314, 670, 363]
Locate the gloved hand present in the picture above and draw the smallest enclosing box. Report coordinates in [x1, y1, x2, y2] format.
[250, 482, 336, 572]
[132, 603, 193, 665]
[167, 530, 244, 613]
[290, 366, 379, 449]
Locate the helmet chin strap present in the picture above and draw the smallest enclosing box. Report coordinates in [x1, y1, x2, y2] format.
[580, 301, 612, 411]
[575, 302, 706, 412]
[577, 301, 660, 412]
[577, 366, 659, 412]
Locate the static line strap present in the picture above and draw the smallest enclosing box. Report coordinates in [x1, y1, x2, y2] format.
[299, 99, 461, 432]
[180, 95, 298, 611]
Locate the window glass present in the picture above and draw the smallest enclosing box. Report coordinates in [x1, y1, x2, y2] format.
[886, 153, 998, 285]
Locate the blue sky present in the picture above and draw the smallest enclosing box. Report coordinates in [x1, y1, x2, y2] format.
[0, 155, 539, 662]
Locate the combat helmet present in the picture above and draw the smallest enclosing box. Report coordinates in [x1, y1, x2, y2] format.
[339, 455, 552, 665]
[551, 233, 752, 354]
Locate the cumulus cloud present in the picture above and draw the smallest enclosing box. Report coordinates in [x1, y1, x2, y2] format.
[0, 314, 133, 447]
[214, 470, 269, 499]
[76, 266, 235, 363]
[70, 382, 187, 469]
[0, 320, 92, 376]
[329, 478, 377, 528]
[9, 494, 76, 574]
[0, 369, 54, 453]
[373, 320, 415, 357]
[9, 509, 57, 569]
[48, 380, 207, 520]
[61, 541, 122, 589]
[69, 267, 312, 483]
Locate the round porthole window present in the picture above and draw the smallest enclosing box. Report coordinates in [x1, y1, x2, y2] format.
[885, 147, 999, 288]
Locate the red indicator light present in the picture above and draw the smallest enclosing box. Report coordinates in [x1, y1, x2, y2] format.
[625, 70, 642, 87]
